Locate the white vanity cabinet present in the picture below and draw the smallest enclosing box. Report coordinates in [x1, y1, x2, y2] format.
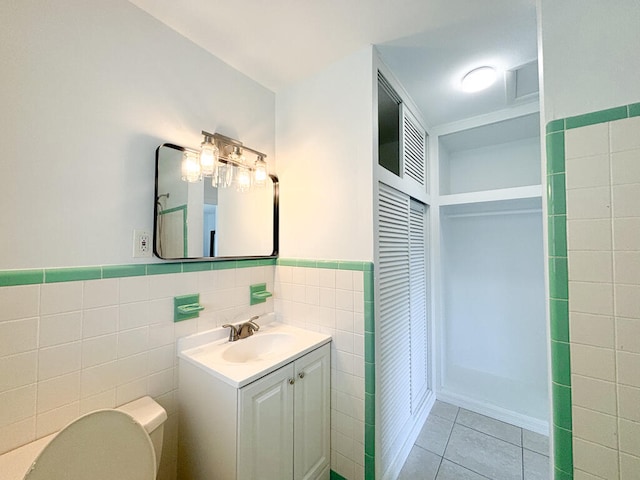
[178, 342, 330, 480]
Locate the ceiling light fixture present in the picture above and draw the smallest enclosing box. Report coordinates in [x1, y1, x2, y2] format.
[461, 66, 497, 93]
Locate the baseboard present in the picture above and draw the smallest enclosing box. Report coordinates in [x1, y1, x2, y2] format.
[437, 389, 549, 435]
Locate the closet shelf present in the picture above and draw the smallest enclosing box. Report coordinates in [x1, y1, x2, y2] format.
[438, 184, 542, 206]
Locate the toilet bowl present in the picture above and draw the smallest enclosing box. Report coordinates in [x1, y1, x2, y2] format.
[0, 396, 167, 480]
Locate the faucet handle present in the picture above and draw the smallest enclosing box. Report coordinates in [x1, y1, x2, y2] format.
[222, 324, 239, 342]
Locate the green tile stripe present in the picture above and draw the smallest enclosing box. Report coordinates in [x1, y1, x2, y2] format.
[330, 471, 348, 480]
[542, 99, 640, 479]
[363, 269, 376, 480]
[277, 258, 373, 271]
[0, 258, 278, 287]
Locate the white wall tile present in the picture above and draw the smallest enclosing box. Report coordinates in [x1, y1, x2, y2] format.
[39, 312, 82, 348]
[318, 268, 336, 288]
[0, 384, 36, 428]
[0, 318, 38, 357]
[573, 438, 619, 479]
[614, 218, 640, 251]
[566, 122, 610, 159]
[569, 313, 614, 348]
[319, 287, 336, 308]
[117, 352, 148, 384]
[572, 406, 618, 449]
[610, 116, 640, 152]
[36, 402, 79, 438]
[620, 452, 640, 479]
[615, 284, 640, 318]
[79, 388, 116, 414]
[569, 281, 613, 316]
[0, 285, 39, 322]
[82, 306, 118, 338]
[291, 267, 306, 285]
[148, 298, 174, 324]
[116, 377, 148, 406]
[566, 154, 610, 189]
[305, 286, 320, 305]
[571, 375, 617, 415]
[119, 301, 150, 330]
[275, 265, 292, 284]
[36, 372, 80, 413]
[617, 317, 640, 353]
[148, 345, 175, 374]
[617, 351, 640, 388]
[117, 327, 149, 358]
[611, 149, 640, 185]
[568, 219, 612, 251]
[612, 184, 640, 218]
[618, 418, 640, 457]
[40, 281, 83, 315]
[0, 351, 37, 392]
[618, 384, 640, 423]
[83, 279, 118, 309]
[148, 368, 175, 397]
[336, 270, 354, 291]
[568, 251, 612, 283]
[567, 187, 611, 220]
[148, 273, 179, 300]
[570, 344, 616, 381]
[614, 252, 640, 285]
[304, 268, 319, 287]
[118, 276, 149, 304]
[0, 417, 35, 456]
[38, 342, 81, 381]
[335, 289, 354, 311]
[80, 361, 119, 398]
[81, 334, 117, 368]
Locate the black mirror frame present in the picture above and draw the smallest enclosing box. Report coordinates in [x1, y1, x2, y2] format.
[153, 143, 279, 261]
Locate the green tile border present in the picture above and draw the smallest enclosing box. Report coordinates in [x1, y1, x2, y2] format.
[544, 100, 640, 479]
[330, 471, 348, 480]
[0, 258, 279, 287]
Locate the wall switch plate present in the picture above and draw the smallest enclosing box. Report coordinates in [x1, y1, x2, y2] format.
[133, 229, 152, 258]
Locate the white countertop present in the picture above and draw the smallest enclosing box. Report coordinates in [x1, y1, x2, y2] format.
[177, 316, 331, 388]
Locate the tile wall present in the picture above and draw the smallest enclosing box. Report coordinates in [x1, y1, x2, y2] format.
[547, 105, 640, 479]
[0, 261, 276, 480]
[273, 260, 375, 480]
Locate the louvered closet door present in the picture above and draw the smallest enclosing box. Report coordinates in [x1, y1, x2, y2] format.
[409, 200, 428, 413]
[378, 182, 412, 470]
[402, 105, 427, 187]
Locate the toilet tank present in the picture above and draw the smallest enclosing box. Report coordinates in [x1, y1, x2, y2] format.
[0, 396, 167, 480]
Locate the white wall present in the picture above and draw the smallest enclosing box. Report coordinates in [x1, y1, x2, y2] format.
[276, 47, 375, 262]
[539, 0, 640, 121]
[0, 0, 275, 269]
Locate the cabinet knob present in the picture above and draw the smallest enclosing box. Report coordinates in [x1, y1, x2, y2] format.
[298, 372, 305, 379]
[288, 378, 295, 385]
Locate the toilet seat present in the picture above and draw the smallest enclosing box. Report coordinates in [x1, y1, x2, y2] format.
[24, 410, 156, 480]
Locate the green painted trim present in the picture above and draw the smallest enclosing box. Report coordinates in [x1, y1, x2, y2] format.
[102, 264, 147, 278]
[546, 119, 565, 134]
[565, 106, 628, 129]
[0, 269, 44, 287]
[45, 267, 102, 283]
[553, 425, 574, 475]
[276, 258, 372, 271]
[182, 262, 212, 273]
[147, 263, 182, 275]
[550, 299, 570, 343]
[365, 454, 375, 480]
[629, 102, 640, 118]
[554, 467, 573, 480]
[548, 215, 567, 258]
[551, 340, 571, 386]
[330, 471, 348, 480]
[547, 173, 567, 215]
[546, 132, 566, 174]
[549, 257, 569, 300]
[213, 261, 237, 270]
[553, 382, 573, 430]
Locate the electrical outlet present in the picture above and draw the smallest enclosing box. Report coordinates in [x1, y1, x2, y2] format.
[133, 229, 152, 258]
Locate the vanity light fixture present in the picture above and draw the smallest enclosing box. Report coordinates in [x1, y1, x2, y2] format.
[184, 131, 269, 191]
[461, 66, 497, 92]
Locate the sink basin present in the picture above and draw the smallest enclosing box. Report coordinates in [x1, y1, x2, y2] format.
[221, 332, 297, 363]
[177, 319, 332, 388]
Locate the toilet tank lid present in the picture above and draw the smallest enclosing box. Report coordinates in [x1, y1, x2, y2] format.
[117, 396, 168, 434]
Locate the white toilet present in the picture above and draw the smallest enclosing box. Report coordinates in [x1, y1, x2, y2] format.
[0, 396, 167, 480]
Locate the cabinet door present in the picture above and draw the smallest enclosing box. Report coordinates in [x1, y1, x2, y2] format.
[293, 344, 330, 480]
[238, 363, 295, 480]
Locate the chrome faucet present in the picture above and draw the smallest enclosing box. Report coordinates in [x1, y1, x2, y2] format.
[222, 316, 260, 342]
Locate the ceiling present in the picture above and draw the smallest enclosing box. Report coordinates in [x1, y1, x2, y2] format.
[128, 0, 538, 127]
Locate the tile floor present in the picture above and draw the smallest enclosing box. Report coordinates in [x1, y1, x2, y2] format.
[398, 401, 550, 480]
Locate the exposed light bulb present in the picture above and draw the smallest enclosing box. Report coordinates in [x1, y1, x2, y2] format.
[461, 66, 497, 93]
[254, 156, 268, 187]
[181, 151, 201, 182]
[199, 136, 219, 176]
[236, 165, 252, 192]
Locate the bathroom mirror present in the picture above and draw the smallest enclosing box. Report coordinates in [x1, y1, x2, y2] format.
[154, 143, 278, 260]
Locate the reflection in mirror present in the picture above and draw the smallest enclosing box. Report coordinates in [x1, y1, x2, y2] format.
[154, 144, 278, 260]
